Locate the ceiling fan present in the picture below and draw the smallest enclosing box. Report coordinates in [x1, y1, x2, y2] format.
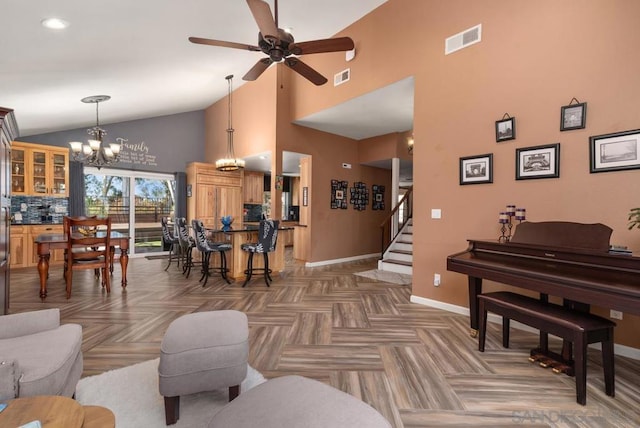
[189, 0, 355, 85]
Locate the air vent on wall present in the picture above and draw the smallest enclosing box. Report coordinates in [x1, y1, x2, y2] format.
[445, 24, 482, 55]
[334, 68, 350, 86]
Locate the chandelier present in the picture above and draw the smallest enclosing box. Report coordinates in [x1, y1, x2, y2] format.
[69, 95, 126, 169]
[216, 75, 245, 171]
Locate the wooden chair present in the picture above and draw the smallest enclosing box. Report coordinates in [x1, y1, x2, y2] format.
[64, 216, 112, 299]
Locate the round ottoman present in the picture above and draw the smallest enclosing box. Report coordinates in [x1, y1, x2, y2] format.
[207, 375, 392, 428]
[159, 310, 248, 425]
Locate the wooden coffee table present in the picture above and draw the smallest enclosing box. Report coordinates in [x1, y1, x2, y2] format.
[0, 396, 114, 428]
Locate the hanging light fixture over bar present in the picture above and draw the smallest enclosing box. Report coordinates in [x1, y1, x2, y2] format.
[216, 75, 245, 171]
[68, 95, 126, 169]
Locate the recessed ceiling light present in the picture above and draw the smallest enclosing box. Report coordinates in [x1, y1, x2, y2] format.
[41, 18, 69, 30]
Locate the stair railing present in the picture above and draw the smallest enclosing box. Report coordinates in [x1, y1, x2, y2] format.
[379, 186, 413, 258]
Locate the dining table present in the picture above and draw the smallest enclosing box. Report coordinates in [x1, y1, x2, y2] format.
[34, 231, 130, 299]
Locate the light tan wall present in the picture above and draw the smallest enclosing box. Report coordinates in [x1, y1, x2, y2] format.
[275, 66, 392, 261]
[205, 0, 640, 349]
[414, 0, 640, 349]
[358, 131, 413, 164]
[204, 68, 278, 163]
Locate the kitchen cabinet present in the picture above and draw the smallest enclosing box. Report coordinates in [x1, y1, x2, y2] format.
[11, 141, 69, 197]
[186, 162, 243, 229]
[10, 224, 65, 269]
[10, 226, 29, 268]
[243, 171, 264, 203]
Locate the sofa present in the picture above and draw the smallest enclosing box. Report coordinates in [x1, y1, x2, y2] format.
[208, 375, 392, 427]
[0, 308, 83, 401]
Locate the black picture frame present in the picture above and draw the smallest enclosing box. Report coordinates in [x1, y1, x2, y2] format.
[560, 102, 587, 131]
[589, 129, 640, 173]
[516, 143, 560, 180]
[495, 117, 516, 142]
[349, 182, 369, 211]
[372, 185, 385, 210]
[459, 154, 493, 185]
[330, 179, 348, 209]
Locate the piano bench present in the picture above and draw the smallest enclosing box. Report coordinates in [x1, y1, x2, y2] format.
[477, 291, 616, 405]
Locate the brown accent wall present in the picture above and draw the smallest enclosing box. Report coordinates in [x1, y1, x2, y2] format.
[358, 131, 413, 164]
[205, 0, 640, 349]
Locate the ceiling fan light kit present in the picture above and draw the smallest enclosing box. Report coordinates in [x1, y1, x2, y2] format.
[189, 0, 355, 85]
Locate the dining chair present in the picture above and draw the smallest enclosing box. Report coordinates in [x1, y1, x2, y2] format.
[240, 219, 279, 287]
[175, 217, 196, 277]
[161, 216, 181, 271]
[191, 219, 232, 286]
[64, 216, 112, 299]
[63, 215, 98, 279]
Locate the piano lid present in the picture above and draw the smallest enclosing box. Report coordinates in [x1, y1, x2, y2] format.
[511, 221, 612, 252]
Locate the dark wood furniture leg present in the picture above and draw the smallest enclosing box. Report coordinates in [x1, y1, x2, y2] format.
[37, 253, 50, 299]
[119, 247, 129, 288]
[164, 396, 179, 425]
[468, 276, 482, 337]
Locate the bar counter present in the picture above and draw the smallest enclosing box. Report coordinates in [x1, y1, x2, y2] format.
[205, 225, 294, 280]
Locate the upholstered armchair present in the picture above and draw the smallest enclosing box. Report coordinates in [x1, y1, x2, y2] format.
[0, 309, 83, 401]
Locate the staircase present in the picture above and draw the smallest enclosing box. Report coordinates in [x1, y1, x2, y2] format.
[378, 218, 413, 275]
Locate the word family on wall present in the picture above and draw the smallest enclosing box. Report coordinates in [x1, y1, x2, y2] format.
[118, 141, 158, 167]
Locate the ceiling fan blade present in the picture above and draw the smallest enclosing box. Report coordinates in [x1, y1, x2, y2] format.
[284, 57, 328, 86]
[289, 37, 354, 56]
[243, 58, 274, 81]
[246, 0, 278, 41]
[189, 37, 261, 52]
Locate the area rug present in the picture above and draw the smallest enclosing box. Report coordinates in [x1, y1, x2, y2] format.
[354, 269, 412, 285]
[76, 359, 266, 428]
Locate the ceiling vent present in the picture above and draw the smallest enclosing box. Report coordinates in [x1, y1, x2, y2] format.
[445, 24, 482, 55]
[334, 68, 350, 86]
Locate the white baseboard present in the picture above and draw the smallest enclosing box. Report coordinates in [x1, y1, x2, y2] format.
[410, 294, 640, 361]
[305, 253, 379, 268]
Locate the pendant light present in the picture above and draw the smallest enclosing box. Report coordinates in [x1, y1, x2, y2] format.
[216, 75, 245, 171]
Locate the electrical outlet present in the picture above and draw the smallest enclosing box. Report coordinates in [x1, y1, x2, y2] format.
[434, 273, 441, 287]
[610, 310, 623, 320]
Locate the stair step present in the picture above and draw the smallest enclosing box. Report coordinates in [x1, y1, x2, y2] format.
[390, 249, 412, 255]
[382, 259, 412, 267]
[379, 259, 413, 275]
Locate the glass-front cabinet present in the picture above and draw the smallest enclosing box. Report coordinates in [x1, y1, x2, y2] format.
[11, 142, 69, 197]
[11, 145, 26, 195]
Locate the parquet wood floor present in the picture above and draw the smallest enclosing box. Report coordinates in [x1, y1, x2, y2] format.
[8, 253, 640, 427]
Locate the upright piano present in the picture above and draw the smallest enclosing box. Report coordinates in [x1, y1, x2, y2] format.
[447, 221, 640, 336]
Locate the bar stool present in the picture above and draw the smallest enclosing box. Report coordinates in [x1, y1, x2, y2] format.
[175, 217, 196, 277]
[241, 219, 279, 287]
[191, 219, 232, 286]
[161, 216, 180, 271]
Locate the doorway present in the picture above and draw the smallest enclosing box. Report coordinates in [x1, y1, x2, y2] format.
[84, 167, 176, 256]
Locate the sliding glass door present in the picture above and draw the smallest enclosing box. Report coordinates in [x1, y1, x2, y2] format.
[84, 167, 175, 256]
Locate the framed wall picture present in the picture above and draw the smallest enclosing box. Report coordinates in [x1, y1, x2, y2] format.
[372, 185, 385, 210]
[330, 179, 348, 209]
[590, 129, 640, 173]
[495, 117, 516, 142]
[349, 181, 369, 211]
[560, 102, 587, 131]
[459, 154, 493, 185]
[516, 143, 560, 180]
